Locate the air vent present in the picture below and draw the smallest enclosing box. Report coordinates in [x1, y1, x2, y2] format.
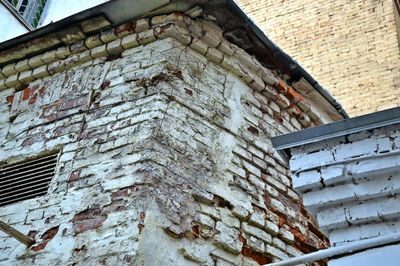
[0, 153, 58, 207]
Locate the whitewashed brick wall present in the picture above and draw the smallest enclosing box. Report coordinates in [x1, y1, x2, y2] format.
[0, 13, 333, 265]
[290, 124, 400, 247]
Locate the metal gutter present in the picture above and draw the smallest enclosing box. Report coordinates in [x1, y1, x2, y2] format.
[264, 232, 400, 266]
[271, 106, 400, 164]
[227, 0, 349, 119]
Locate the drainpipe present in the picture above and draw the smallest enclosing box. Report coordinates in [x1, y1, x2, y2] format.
[265, 232, 400, 266]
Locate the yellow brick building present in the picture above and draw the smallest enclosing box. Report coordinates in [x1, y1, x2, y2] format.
[237, 0, 400, 117]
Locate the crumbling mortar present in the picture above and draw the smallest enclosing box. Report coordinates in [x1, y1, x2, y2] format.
[0, 15, 330, 265]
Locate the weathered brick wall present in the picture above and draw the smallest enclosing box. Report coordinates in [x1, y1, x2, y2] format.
[0, 14, 330, 265]
[237, 0, 400, 117]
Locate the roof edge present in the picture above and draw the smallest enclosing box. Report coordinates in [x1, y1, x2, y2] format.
[271, 106, 400, 164]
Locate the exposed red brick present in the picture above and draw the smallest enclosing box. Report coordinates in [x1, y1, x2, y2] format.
[99, 258, 107, 265]
[260, 105, 271, 114]
[73, 207, 107, 234]
[30, 84, 39, 92]
[167, 95, 175, 102]
[124, 255, 133, 263]
[171, 70, 183, 80]
[39, 86, 46, 95]
[22, 88, 30, 100]
[238, 233, 246, 244]
[43, 114, 56, 120]
[261, 173, 270, 181]
[247, 126, 259, 136]
[69, 170, 81, 182]
[275, 81, 288, 93]
[173, 12, 185, 21]
[138, 224, 144, 234]
[111, 187, 130, 201]
[286, 87, 304, 102]
[241, 246, 272, 264]
[140, 212, 145, 222]
[31, 242, 47, 252]
[241, 246, 252, 257]
[28, 93, 38, 105]
[74, 217, 107, 234]
[192, 225, 200, 238]
[250, 251, 272, 265]
[59, 98, 75, 110]
[31, 226, 59, 252]
[279, 216, 285, 227]
[6, 95, 13, 104]
[115, 22, 135, 35]
[42, 226, 59, 241]
[273, 113, 283, 124]
[184, 88, 193, 96]
[290, 227, 306, 243]
[100, 80, 111, 90]
[294, 239, 319, 254]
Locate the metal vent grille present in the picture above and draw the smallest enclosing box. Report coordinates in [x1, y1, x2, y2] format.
[0, 154, 57, 207]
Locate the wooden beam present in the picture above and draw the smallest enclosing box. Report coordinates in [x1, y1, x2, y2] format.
[0, 220, 35, 247]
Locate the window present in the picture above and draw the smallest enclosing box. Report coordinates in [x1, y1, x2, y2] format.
[5, 0, 47, 28]
[0, 153, 57, 207]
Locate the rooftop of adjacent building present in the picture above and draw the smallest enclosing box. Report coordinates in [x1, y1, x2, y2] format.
[272, 106, 400, 163]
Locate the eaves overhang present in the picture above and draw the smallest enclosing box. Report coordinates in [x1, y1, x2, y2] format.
[271, 106, 400, 164]
[0, 0, 348, 120]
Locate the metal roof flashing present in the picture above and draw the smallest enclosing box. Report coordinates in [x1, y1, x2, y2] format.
[0, 0, 347, 121]
[271, 106, 400, 164]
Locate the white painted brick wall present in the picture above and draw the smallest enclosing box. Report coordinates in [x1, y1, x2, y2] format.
[288, 122, 400, 255]
[0, 13, 332, 265]
[290, 150, 334, 172]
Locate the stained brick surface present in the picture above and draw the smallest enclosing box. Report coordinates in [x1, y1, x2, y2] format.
[0, 14, 332, 265]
